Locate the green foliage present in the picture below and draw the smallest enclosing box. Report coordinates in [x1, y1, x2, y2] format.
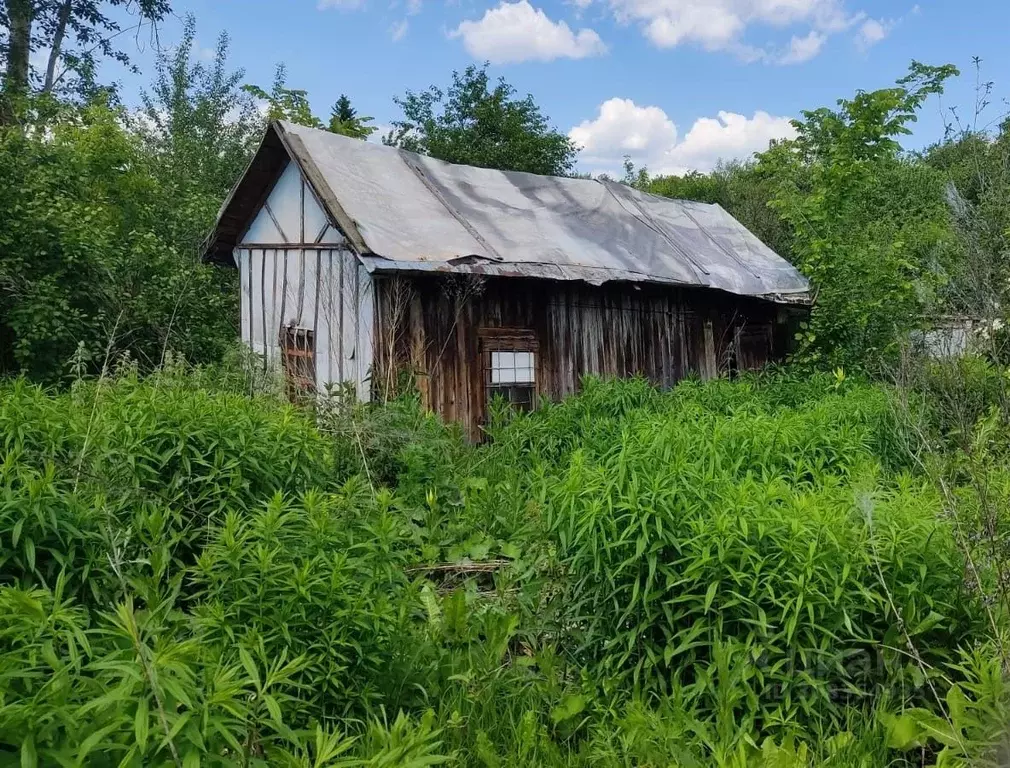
[0, 19, 254, 382]
[1, 0, 173, 104]
[642, 62, 1000, 373]
[485, 376, 977, 734]
[754, 62, 960, 369]
[136, 15, 264, 254]
[243, 65, 325, 129]
[329, 94, 377, 140]
[243, 68, 376, 140]
[386, 63, 579, 176]
[0, 367, 1007, 765]
[192, 489, 422, 722]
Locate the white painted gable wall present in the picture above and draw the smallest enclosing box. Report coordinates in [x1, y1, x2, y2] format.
[234, 160, 373, 400]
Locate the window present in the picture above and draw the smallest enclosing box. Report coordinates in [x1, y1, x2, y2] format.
[490, 351, 535, 385]
[481, 330, 538, 415]
[280, 326, 315, 399]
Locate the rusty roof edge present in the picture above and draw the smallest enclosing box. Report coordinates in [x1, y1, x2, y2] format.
[274, 121, 372, 258]
[358, 255, 812, 305]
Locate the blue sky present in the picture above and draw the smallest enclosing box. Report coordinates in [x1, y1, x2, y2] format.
[104, 0, 1008, 176]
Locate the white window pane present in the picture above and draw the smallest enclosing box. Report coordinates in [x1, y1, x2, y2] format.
[517, 367, 534, 383]
[491, 351, 503, 369]
[500, 367, 516, 384]
[500, 351, 515, 368]
[515, 352, 532, 367]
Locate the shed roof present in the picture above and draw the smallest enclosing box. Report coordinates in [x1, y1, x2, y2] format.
[204, 120, 810, 304]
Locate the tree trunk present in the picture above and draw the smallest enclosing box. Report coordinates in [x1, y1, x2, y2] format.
[44, 0, 73, 94]
[3, 0, 33, 96]
[1, 0, 33, 124]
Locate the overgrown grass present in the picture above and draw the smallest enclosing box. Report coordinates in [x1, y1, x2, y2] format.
[0, 366, 1005, 766]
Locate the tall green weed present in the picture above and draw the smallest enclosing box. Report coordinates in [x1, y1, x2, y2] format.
[0, 368, 1003, 765]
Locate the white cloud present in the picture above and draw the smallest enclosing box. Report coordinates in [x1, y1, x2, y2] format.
[570, 98, 797, 176]
[777, 30, 826, 63]
[368, 123, 396, 144]
[407, 0, 423, 13]
[855, 17, 889, 49]
[391, 19, 409, 40]
[451, 1, 607, 64]
[192, 39, 217, 61]
[569, 98, 678, 156]
[667, 110, 797, 173]
[602, 0, 866, 62]
[318, 0, 365, 9]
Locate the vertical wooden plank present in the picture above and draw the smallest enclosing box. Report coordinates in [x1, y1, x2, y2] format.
[703, 316, 716, 380]
[455, 291, 470, 438]
[277, 250, 289, 337]
[663, 295, 674, 387]
[678, 298, 689, 381]
[534, 284, 551, 401]
[553, 289, 567, 395]
[244, 249, 253, 350]
[410, 290, 427, 408]
[326, 250, 334, 386]
[339, 248, 347, 381]
[300, 177, 306, 243]
[589, 289, 603, 377]
[357, 263, 375, 402]
[311, 250, 322, 337]
[565, 289, 576, 395]
[352, 251, 360, 392]
[295, 248, 306, 324]
[312, 250, 322, 390]
[270, 248, 279, 367]
[260, 249, 268, 371]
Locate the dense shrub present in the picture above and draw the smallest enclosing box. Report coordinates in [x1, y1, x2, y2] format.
[0, 368, 1004, 766]
[0, 371, 333, 604]
[475, 376, 980, 738]
[191, 486, 425, 722]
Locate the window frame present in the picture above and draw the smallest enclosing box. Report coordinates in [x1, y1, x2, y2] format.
[478, 328, 539, 417]
[279, 325, 316, 400]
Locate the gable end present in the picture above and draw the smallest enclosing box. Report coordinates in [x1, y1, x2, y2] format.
[202, 122, 367, 266]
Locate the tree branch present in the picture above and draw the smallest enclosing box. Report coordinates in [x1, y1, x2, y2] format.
[43, 0, 74, 94]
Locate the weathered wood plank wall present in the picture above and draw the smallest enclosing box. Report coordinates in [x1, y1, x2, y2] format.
[374, 274, 793, 440]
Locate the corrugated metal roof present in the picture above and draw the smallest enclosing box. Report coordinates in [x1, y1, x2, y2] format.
[207, 121, 810, 304]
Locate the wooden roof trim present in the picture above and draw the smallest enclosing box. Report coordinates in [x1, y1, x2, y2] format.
[201, 125, 286, 265]
[201, 121, 369, 266]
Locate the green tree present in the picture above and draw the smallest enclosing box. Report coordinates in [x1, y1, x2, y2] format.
[1, 0, 172, 104]
[755, 61, 959, 369]
[244, 71, 376, 141]
[136, 15, 263, 252]
[387, 63, 578, 176]
[0, 95, 239, 381]
[328, 93, 376, 139]
[242, 64, 323, 129]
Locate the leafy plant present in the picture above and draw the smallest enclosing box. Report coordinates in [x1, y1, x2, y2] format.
[386, 63, 579, 177]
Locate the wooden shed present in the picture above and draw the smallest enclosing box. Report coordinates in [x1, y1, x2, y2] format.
[204, 120, 810, 440]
